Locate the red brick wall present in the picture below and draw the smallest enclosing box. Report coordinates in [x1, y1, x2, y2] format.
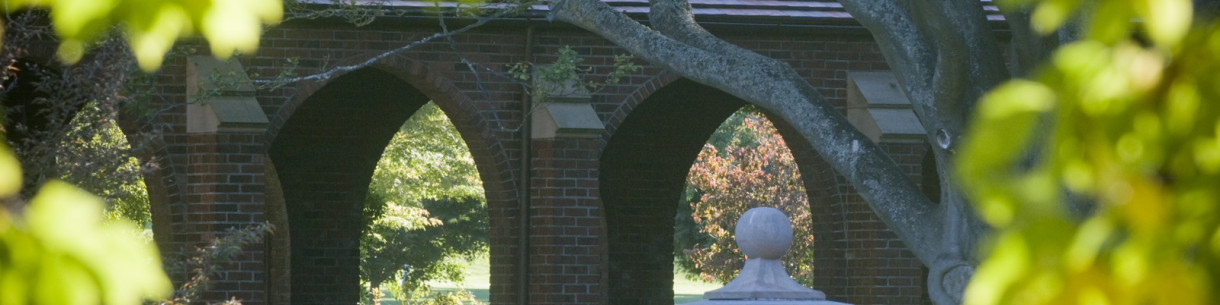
[184, 132, 270, 303]
[133, 20, 937, 305]
[530, 138, 607, 304]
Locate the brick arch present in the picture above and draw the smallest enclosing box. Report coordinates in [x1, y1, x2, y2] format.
[600, 70, 682, 138]
[766, 115, 931, 304]
[600, 79, 744, 305]
[119, 129, 186, 256]
[267, 55, 516, 213]
[599, 79, 857, 305]
[266, 58, 515, 305]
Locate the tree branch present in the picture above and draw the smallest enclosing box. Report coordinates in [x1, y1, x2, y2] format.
[549, 0, 941, 262]
[914, 0, 1007, 124]
[645, 0, 765, 62]
[846, 2, 1005, 303]
[842, 0, 1006, 141]
[911, 0, 1003, 245]
[254, 6, 517, 86]
[839, 0, 937, 104]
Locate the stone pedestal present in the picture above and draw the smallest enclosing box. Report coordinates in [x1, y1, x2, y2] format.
[687, 207, 851, 305]
[688, 301, 849, 305]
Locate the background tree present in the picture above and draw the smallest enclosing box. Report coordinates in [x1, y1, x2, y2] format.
[360, 102, 489, 304]
[1, 18, 143, 205]
[673, 108, 757, 278]
[959, 0, 1220, 304]
[55, 102, 150, 225]
[678, 109, 815, 286]
[0, 0, 282, 304]
[1, 47, 152, 224]
[1, 0, 281, 216]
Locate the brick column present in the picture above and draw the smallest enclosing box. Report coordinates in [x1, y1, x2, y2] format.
[182, 56, 273, 304]
[186, 132, 269, 304]
[529, 138, 606, 305]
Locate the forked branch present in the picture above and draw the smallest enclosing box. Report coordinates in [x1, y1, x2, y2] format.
[549, 0, 941, 262]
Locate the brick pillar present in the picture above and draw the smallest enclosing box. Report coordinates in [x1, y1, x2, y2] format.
[186, 132, 269, 304]
[529, 138, 606, 305]
[181, 56, 273, 304]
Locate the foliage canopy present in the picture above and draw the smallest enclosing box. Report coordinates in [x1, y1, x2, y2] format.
[360, 102, 488, 304]
[960, 0, 1220, 304]
[679, 109, 814, 286]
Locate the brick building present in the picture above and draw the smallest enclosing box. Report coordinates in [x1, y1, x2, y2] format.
[17, 1, 956, 304]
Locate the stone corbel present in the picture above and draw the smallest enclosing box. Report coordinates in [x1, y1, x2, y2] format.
[845, 71, 925, 144]
[186, 56, 270, 133]
[530, 66, 605, 139]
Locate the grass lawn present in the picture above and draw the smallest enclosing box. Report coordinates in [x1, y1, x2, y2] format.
[378, 258, 489, 305]
[428, 260, 489, 304]
[379, 258, 722, 304]
[673, 270, 723, 304]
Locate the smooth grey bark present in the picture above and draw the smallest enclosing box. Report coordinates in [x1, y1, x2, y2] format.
[839, 1, 1011, 303]
[545, 0, 1040, 304]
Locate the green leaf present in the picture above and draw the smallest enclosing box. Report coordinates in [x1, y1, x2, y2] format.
[959, 80, 1055, 181]
[35, 257, 99, 305]
[964, 233, 1030, 305]
[26, 182, 106, 252]
[1088, 0, 1134, 44]
[3, 0, 282, 71]
[0, 145, 21, 197]
[1030, 0, 1082, 34]
[202, 0, 282, 60]
[47, 0, 117, 39]
[1064, 217, 1114, 272]
[15, 181, 172, 304]
[1137, 0, 1192, 48]
[127, 5, 192, 71]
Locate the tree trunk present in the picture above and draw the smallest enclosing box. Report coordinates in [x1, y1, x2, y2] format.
[546, 0, 1030, 303]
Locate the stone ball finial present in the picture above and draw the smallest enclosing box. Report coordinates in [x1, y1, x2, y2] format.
[700, 206, 839, 303]
[734, 207, 793, 260]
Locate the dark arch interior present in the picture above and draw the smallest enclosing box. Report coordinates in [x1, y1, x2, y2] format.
[269, 68, 428, 305]
[3, 60, 54, 145]
[600, 79, 748, 305]
[1, 59, 78, 197]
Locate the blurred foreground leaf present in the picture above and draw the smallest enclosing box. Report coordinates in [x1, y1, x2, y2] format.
[0, 180, 171, 305]
[3, 0, 282, 71]
[961, 1, 1220, 304]
[0, 145, 20, 198]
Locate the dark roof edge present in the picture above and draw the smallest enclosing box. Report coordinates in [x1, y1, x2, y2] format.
[283, 5, 873, 34]
[282, 2, 1009, 37]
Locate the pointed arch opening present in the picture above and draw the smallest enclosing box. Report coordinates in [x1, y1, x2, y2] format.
[599, 78, 859, 304]
[268, 66, 503, 305]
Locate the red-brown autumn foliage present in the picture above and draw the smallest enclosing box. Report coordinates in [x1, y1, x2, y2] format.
[683, 113, 815, 286]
